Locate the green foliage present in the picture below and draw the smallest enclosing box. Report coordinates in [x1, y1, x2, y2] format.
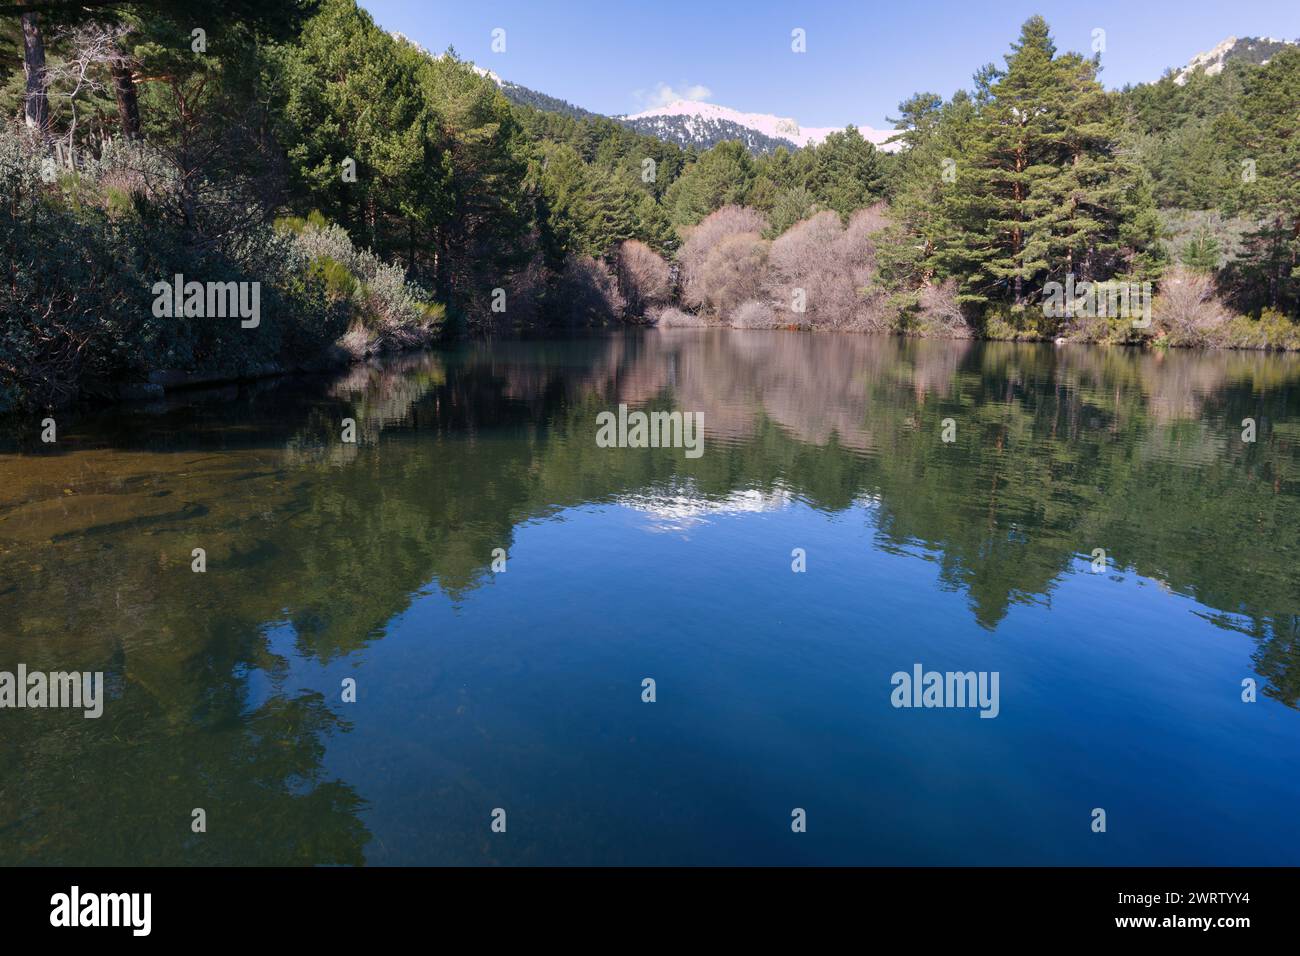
[981, 303, 1049, 341]
[271, 0, 453, 265]
[880, 16, 1163, 322]
[311, 255, 359, 299]
[1219, 48, 1300, 316]
[1119, 62, 1250, 209]
[1215, 310, 1300, 350]
[0, 123, 342, 408]
[534, 141, 677, 259]
[1180, 225, 1222, 273]
[807, 126, 885, 218]
[664, 140, 755, 226]
[764, 185, 819, 237]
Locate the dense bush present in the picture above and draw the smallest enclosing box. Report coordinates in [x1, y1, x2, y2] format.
[981, 304, 1052, 342]
[678, 206, 768, 313]
[765, 206, 889, 331]
[278, 213, 445, 356]
[1, 125, 343, 408]
[731, 300, 781, 329]
[652, 307, 710, 328]
[1209, 310, 1300, 351]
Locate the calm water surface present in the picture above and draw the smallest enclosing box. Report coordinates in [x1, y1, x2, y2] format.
[2, 330, 1298, 865]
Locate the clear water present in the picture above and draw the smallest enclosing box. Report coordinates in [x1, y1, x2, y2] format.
[2, 330, 1298, 864]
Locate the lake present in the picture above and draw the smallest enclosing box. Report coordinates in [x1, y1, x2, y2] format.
[2, 329, 1298, 865]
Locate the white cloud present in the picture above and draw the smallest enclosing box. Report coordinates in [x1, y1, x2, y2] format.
[633, 81, 713, 109]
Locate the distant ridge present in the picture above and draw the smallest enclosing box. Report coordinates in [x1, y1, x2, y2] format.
[1174, 35, 1298, 84]
[618, 99, 898, 154]
[390, 32, 895, 155]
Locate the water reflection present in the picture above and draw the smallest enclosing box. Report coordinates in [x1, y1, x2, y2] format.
[2, 330, 1298, 864]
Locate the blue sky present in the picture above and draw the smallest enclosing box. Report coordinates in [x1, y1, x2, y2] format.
[360, 1, 1300, 128]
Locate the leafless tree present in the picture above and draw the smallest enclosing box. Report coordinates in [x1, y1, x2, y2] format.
[1153, 265, 1232, 346]
[766, 204, 890, 331]
[614, 239, 673, 317]
[678, 205, 767, 311]
[43, 21, 134, 164]
[693, 232, 769, 320]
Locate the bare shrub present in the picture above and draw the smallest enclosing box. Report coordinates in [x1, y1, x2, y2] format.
[695, 232, 769, 320]
[912, 279, 972, 338]
[842, 203, 888, 275]
[730, 300, 781, 329]
[614, 239, 673, 318]
[766, 205, 889, 331]
[844, 202, 889, 241]
[679, 205, 768, 310]
[1153, 265, 1233, 347]
[556, 254, 625, 326]
[769, 210, 842, 278]
[653, 307, 710, 328]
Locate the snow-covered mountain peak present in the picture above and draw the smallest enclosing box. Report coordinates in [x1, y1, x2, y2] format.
[622, 98, 894, 150]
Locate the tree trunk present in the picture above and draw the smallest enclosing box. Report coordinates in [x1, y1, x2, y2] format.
[110, 47, 141, 140]
[21, 11, 50, 138]
[1013, 145, 1025, 308]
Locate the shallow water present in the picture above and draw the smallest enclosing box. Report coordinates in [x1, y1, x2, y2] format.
[2, 330, 1298, 865]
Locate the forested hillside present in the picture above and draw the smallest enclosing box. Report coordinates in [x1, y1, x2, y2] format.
[3, 2, 1299, 411]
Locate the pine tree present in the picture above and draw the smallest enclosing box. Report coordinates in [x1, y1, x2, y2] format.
[581, 171, 640, 256]
[1222, 47, 1300, 315]
[809, 126, 884, 218]
[766, 185, 819, 236]
[875, 90, 976, 308]
[663, 140, 754, 226]
[913, 16, 1162, 319]
[1180, 225, 1222, 273]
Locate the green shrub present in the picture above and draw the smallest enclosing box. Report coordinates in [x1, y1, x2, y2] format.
[982, 304, 1049, 341]
[1213, 310, 1300, 350]
[0, 124, 345, 407]
[311, 255, 359, 300]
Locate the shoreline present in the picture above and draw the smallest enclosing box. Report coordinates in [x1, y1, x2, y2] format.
[10, 320, 1300, 420]
[53, 324, 1300, 410]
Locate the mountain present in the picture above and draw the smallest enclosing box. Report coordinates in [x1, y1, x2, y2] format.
[472, 66, 603, 122]
[391, 34, 602, 122]
[617, 103, 799, 154]
[618, 100, 897, 154]
[1174, 35, 1298, 85]
[390, 34, 896, 155]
